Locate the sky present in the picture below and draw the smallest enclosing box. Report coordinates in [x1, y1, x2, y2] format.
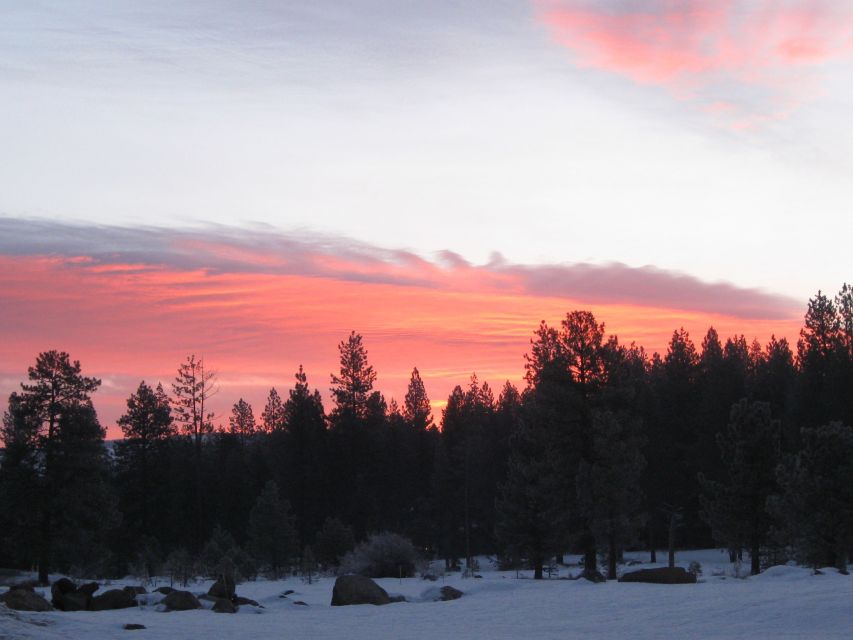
[1, 1, 851, 434]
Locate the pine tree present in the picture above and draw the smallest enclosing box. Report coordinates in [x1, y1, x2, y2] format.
[261, 387, 285, 432]
[228, 398, 256, 443]
[576, 410, 646, 579]
[495, 409, 563, 579]
[114, 381, 174, 559]
[171, 354, 217, 446]
[699, 400, 781, 575]
[403, 367, 433, 431]
[314, 516, 355, 570]
[330, 331, 377, 421]
[247, 481, 297, 579]
[282, 365, 326, 547]
[0, 351, 114, 582]
[171, 354, 217, 547]
[773, 422, 853, 571]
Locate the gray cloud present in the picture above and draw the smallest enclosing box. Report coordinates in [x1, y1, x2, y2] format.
[0, 217, 801, 320]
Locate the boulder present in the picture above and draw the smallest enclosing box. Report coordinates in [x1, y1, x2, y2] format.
[123, 586, 147, 597]
[0, 588, 53, 611]
[438, 586, 463, 601]
[77, 582, 100, 597]
[124, 624, 146, 630]
[293, 600, 308, 606]
[618, 567, 697, 584]
[388, 594, 407, 603]
[91, 589, 137, 611]
[330, 575, 391, 606]
[50, 578, 75, 605]
[51, 578, 90, 611]
[208, 576, 235, 600]
[8, 581, 37, 592]
[211, 597, 237, 613]
[60, 591, 90, 611]
[154, 586, 174, 595]
[162, 590, 202, 611]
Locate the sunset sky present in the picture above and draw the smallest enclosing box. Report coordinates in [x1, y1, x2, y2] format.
[1, 1, 851, 435]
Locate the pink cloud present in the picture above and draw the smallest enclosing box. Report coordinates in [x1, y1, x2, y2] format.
[0, 219, 804, 435]
[535, 0, 853, 127]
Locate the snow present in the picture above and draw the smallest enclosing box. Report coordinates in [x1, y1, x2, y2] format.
[2, 550, 851, 639]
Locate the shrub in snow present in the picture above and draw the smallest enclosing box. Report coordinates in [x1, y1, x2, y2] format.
[340, 531, 420, 578]
[688, 560, 703, 578]
[165, 548, 194, 587]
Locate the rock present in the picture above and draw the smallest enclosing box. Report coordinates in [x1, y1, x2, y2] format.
[154, 586, 174, 595]
[91, 589, 137, 611]
[282, 589, 295, 596]
[234, 596, 260, 607]
[330, 575, 391, 606]
[77, 582, 100, 597]
[388, 594, 407, 603]
[8, 581, 37, 592]
[422, 574, 438, 582]
[124, 624, 146, 630]
[211, 598, 237, 613]
[162, 590, 202, 611]
[50, 578, 75, 608]
[293, 600, 308, 606]
[208, 576, 235, 600]
[123, 586, 147, 597]
[61, 591, 91, 611]
[0, 589, 53, 611]
[618, 567, 697, 584]
[438, 586, 463, 601]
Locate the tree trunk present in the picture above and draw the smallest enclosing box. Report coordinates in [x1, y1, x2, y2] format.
[608, 535, 618, 580]
[583, 532, 597, 575]
[555, 553, 564, 565]
[667, 513, 677, 568]
[534, 555, 543, 580]
[649, 521, 657, 563]
[751, 542, 761, 575]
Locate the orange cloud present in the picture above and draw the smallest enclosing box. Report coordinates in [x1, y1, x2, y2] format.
[535, 0, 853, 128]
[0, 220, 804, 437]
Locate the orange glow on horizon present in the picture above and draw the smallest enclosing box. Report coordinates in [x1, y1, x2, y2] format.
[0, 256, 803, 438]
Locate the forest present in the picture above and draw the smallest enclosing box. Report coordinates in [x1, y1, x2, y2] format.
[1, 285, 852, 584]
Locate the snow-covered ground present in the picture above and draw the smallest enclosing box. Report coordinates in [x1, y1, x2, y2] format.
[2, 550, 851, 639]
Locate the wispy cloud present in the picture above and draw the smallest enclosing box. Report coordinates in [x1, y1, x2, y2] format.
[0, 218, 803, 434]
[535, 0, 853, 128]
[0, 218, 798, 319]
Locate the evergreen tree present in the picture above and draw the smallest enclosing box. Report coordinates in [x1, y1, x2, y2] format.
[330, 331, 377, 421]
[403, 366, 433, 431]
[282, 365, 327, 547]
[171, 354, 217, 548]
[171, 354, 217, 446]
[773, 422, 853, 571]
[576, 410, 645, 579]
[314, 516, 355, 570]
[114, 381, 174, 564]
[495, 408, 563, 579]
[228, 398, 257, 443]
[261, 387, 285, 432]
[0, 352, 114, 581]
[699, 400, 781, 575]
[247, 481, 297, 579]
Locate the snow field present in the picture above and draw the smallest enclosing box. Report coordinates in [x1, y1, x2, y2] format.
[2, 550, 851, 640]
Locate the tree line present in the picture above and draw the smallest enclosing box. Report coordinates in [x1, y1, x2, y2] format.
[1, 285, 852, 582]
